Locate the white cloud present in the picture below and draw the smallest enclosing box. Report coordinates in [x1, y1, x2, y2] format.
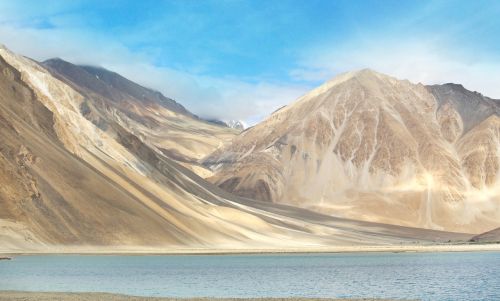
[291, 38, 500, 98]
[0, 23, 309, 125]
[105, 61, 310, 124]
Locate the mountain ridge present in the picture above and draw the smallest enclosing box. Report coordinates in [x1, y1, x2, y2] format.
[44, 58, 195, 118]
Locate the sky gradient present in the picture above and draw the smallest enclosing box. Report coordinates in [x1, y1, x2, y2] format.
[1, 0, 499, 124]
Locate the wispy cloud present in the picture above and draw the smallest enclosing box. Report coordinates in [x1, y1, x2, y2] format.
[105, 61, 310, 123]
[0, 21, 309, 125]
[1, 0, 499, 126]
[291, 37, 500, 99]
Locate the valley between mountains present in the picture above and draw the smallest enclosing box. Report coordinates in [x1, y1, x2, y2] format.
[0, 45, 498, 252]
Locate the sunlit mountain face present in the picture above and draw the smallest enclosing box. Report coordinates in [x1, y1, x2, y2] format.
[205, 69, 500, 233]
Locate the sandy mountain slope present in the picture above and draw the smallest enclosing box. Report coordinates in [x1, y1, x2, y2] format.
[0, 46, 470, 252]
[471, 227, 500, 243]
[42, 58, 237, 177]
[204, 69, 500, 233]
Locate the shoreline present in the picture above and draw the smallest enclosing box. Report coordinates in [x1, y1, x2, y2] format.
[0, 291, 410, 301]
[1, 243, 499, 256]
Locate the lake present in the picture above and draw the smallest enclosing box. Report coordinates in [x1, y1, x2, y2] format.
[1, 252, 499, 300]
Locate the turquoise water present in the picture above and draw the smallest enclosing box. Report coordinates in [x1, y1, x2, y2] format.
[1, 252, 499, 300]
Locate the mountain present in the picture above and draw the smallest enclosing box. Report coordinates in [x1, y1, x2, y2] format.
[0, 46, 466, 252]
[45, 59, 193, 117]
[471, 227, 500, 243]
[226, 120, 246, 130]
[204, 118, 230, 127]
[204, 69, 500, 233]
[42, 58, 237, 178]
[204, 119, 246, 131]
[427, 83, 500, 134]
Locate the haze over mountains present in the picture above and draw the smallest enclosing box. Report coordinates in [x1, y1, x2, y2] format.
[205, 69, 500, 233]
[0, 45, 498, 252]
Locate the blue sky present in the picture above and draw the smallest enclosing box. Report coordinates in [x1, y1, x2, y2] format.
[1, 1, 499, 124]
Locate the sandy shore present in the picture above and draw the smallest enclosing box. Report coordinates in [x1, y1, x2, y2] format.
[0, 291, 409, 301]
[1, 243, 499, 255]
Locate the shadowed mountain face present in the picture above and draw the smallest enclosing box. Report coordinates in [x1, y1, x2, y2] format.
[44, 59, 193, 117]
[428, 83, 500, 134]
[1, 46, 468, 252]
[205, 69, 500, 233]
[471, 227, 500, 243]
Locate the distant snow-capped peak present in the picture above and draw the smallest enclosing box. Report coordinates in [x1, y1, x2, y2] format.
[225, 120, 246, 130]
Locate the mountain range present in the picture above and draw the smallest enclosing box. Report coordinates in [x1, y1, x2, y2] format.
[0, 45, 498, 252]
